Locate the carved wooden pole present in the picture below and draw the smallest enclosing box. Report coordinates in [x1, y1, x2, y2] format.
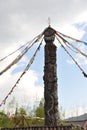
[43, 27, 59, 126]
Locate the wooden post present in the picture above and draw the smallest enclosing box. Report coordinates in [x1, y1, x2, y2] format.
[43, 26, 59, 126]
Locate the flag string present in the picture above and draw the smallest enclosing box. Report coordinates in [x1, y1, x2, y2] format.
[0, 34, 43, 75]
[0, 37, 44, 107]
[56, 35, 87, 78]
[57, 31, 87, 46]
[0, 33, 42, 62]
[56, 32, 87, 58]
[0, 26, 87, 107]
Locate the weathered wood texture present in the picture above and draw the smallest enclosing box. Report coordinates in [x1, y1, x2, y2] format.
[43, 27, 59, 126]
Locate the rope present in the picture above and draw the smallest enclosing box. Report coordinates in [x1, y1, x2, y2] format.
[56, 32, 87, 58]
[0, 34, 43, 75]
[0, 34, 42, 62]
[57, 31, 87, 46]
[0, 37, 43, 107]
[56, 35, 87, 78]
[56, 35, 78, 53]
[0, 42, 29, 62]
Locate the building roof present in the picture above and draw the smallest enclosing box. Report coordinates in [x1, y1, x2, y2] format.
[65, 113, 87, 122]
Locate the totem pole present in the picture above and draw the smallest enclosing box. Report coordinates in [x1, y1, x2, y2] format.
[43, 26, 59, 126]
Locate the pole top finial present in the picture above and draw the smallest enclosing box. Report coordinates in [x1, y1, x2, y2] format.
[48, 17, 51, 27]
[43, 26, 56, 42]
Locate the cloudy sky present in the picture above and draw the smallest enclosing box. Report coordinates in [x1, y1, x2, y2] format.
[0, 0, 87, 118]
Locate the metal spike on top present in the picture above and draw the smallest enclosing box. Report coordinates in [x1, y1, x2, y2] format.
[48, 17, 51, 27]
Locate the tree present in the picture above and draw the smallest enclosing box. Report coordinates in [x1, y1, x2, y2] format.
[35, 98, 44, 118]
[0, 110, 10, 128]
[11, 106, 29, 127]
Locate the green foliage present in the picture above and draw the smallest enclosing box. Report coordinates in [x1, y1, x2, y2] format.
[0, 111, 10, 128]
[35, 98, 44, 118]
[10, 107, 28, 127]
[0, 98, 67, 127]
[19, 107, 27, 115]
[29, 117, 44, 126]
[0, 103, 44, 128]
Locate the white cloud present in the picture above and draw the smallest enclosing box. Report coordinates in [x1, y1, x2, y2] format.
[75, 11, 87, 24]
[16, 70, 44, 102]
[58, 24, 85, 39]
[0, 0, 87, 113]
[0, 66, 44, 108]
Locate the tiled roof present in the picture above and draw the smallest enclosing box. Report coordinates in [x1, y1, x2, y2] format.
[65, 113, 87, 122]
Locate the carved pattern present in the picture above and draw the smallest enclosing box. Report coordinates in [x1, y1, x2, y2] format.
[43, 28, 59, 126]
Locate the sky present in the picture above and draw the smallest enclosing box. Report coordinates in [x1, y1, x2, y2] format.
[0, 0, 87, 118]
